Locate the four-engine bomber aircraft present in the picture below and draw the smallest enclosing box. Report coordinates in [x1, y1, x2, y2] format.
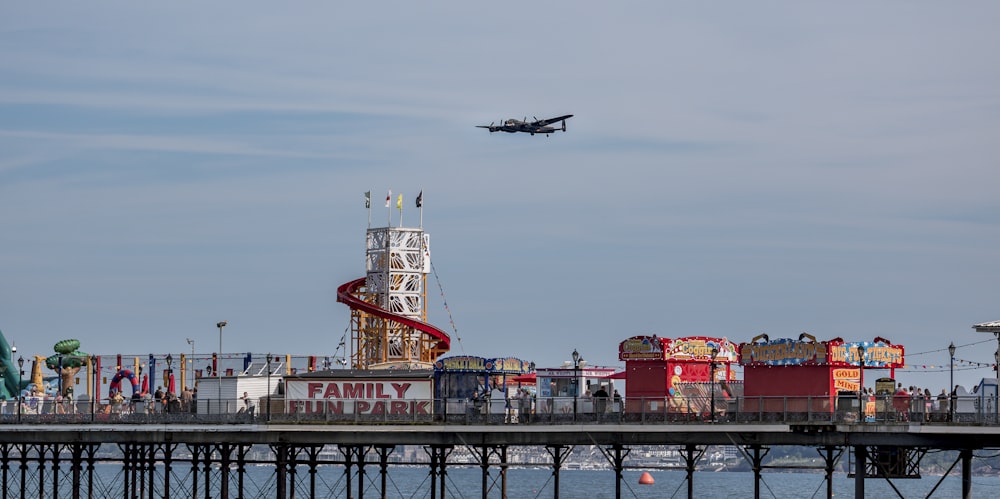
[477, 114, 573, 136]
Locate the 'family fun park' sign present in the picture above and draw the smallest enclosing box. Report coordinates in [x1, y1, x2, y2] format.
[285, 378, 433, 415]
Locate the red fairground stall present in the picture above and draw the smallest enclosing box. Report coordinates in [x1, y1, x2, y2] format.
[738, 334, 905, 420]
[618, 335, 738, 415]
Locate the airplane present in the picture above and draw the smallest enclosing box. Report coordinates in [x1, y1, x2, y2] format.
[476, 114, 573, 136]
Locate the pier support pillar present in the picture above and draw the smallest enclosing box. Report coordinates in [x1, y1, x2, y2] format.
[471, 444, 507, 499]
[961, 448, 972, 499]
[681, 444, 705, 499]
[425, 445, 453, 499]
[271, 444, 289, 499]
[545, 444, 573, 499]
[854, 445, 866, 499]
[375, 445, 395, 499]
[605, 444, 629, 499]
[818, 445, 841, 499]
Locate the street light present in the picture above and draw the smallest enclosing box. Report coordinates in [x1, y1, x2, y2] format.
[165, 354, 173, 395]
[572, 349, 582, 421]
[948, 342, 956, 422]
[216, 321, 227, 377]
[266, 353, 272, 422]
[856, 344, 866, 423]
[709, 346, 719, 423]
[17, 356, 24, 423]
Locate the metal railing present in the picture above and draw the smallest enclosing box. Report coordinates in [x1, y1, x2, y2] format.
[1, 395, 997, 425]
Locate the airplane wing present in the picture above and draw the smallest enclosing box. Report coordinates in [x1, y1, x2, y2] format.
[531, 114, 574, 126]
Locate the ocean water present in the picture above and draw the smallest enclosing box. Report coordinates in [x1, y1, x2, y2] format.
[73, 463, 1000, 498]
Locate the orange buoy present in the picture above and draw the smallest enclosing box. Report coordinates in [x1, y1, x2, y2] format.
[638, 471, 655, 485]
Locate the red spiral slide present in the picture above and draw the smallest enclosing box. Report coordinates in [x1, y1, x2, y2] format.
[336, 277, 451, 353]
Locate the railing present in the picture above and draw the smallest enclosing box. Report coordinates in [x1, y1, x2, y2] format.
[1, 395, 997, 425]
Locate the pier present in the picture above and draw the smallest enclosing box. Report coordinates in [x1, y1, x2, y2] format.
[2, 407, 999, 499]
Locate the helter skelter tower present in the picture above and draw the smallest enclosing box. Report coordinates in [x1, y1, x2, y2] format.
[336, 192, 451, 369]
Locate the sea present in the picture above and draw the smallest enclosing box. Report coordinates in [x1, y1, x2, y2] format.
[75, 464, 1000, 498]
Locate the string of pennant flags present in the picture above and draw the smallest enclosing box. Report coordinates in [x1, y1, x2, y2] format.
[897, 358, 998, 372]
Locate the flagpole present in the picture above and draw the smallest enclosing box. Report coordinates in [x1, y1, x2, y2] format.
[419, 189, 423, 228]
[397, 194, 403, 228]
[367, 189, 372, 228]
[386, 189, 391, 227]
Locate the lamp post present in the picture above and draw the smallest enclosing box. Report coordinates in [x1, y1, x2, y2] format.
[216, 321, 227, 376]
[572, 349, 582, 422]
[948, 342, 956, 423]
[266, 353, 272, 422]
[57, 355, 64, 398]
[91, 355, 98, 421]
[165, 354, 173, 395]
[856, 344, 865, 423]
[17, 356, 24, 423]
[709, 347, 719, 423]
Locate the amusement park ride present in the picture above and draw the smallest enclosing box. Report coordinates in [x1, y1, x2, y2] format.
[336, 198, 451, 369]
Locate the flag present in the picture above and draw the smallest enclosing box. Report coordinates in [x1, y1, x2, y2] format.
[396, 193, 403, 210]
[385, 189, 391, 208]
[416, 190, 423, 208]
[364, 191, 371, 209]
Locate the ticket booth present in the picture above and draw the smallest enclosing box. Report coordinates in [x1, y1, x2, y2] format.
[739, 334, 904, 421]
[618, 335, 738, 417]
[535, 363, 616, 417]
[433, 356, 532, 421]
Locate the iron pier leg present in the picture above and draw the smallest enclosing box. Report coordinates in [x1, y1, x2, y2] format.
[751, 445, 763, 499]
[36, 444, 46, 499]
[18, 444, 30, 499]
[376, 446, 394, 499]
[545, 445, 573, 499]
[304, 445, 323, 499]
[342, 445, 355, 499]
[682, 444, 702, 499]
[854, 445, 865, 499]
[608, 444, 628, 499]
[357, 446, 368, 499]
[425, 445, 452, 499]
[236, 444, 250, 499]
[820, 446, 839, 499]
[961, 448, 972, 498]
[286, 445, 300, 499]
[85, 444, 98, 499]
[203, 444, 213, 499]
[501, 446, 509, 499]
[272, 444, 287, 499]
[1, 444, 10, 499]
[219, 443, 233, 499]
[161, 443, 176, 499]
[480, 445, 489, 499]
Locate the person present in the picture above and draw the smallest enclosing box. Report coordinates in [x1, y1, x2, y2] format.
[518, 389, 531, 423]
[180, 386, 192, 412]
[937, 389, 949, 421]
[613, 389, 623, 412]
[242, 391, 255, 417]
[594, 386, 609, 415]
[154, 386, 164, 413]
[893, 384, 909, 422]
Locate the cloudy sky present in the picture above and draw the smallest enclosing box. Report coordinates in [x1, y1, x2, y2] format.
[2, 2, 998, 388]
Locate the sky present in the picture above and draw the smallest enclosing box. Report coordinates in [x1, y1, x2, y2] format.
[2, 2, 999, 389]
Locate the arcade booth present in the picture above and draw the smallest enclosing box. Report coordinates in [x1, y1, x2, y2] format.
[535, 350, 617, 420]
[738, 334, 905, 422]
[433, 356, 533, 422]
[617, 335, 739, 419]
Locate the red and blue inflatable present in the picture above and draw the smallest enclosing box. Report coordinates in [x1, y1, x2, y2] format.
[109, 369, 140, 396]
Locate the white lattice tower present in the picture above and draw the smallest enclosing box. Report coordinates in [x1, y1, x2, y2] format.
[349, 226, 438, 368]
